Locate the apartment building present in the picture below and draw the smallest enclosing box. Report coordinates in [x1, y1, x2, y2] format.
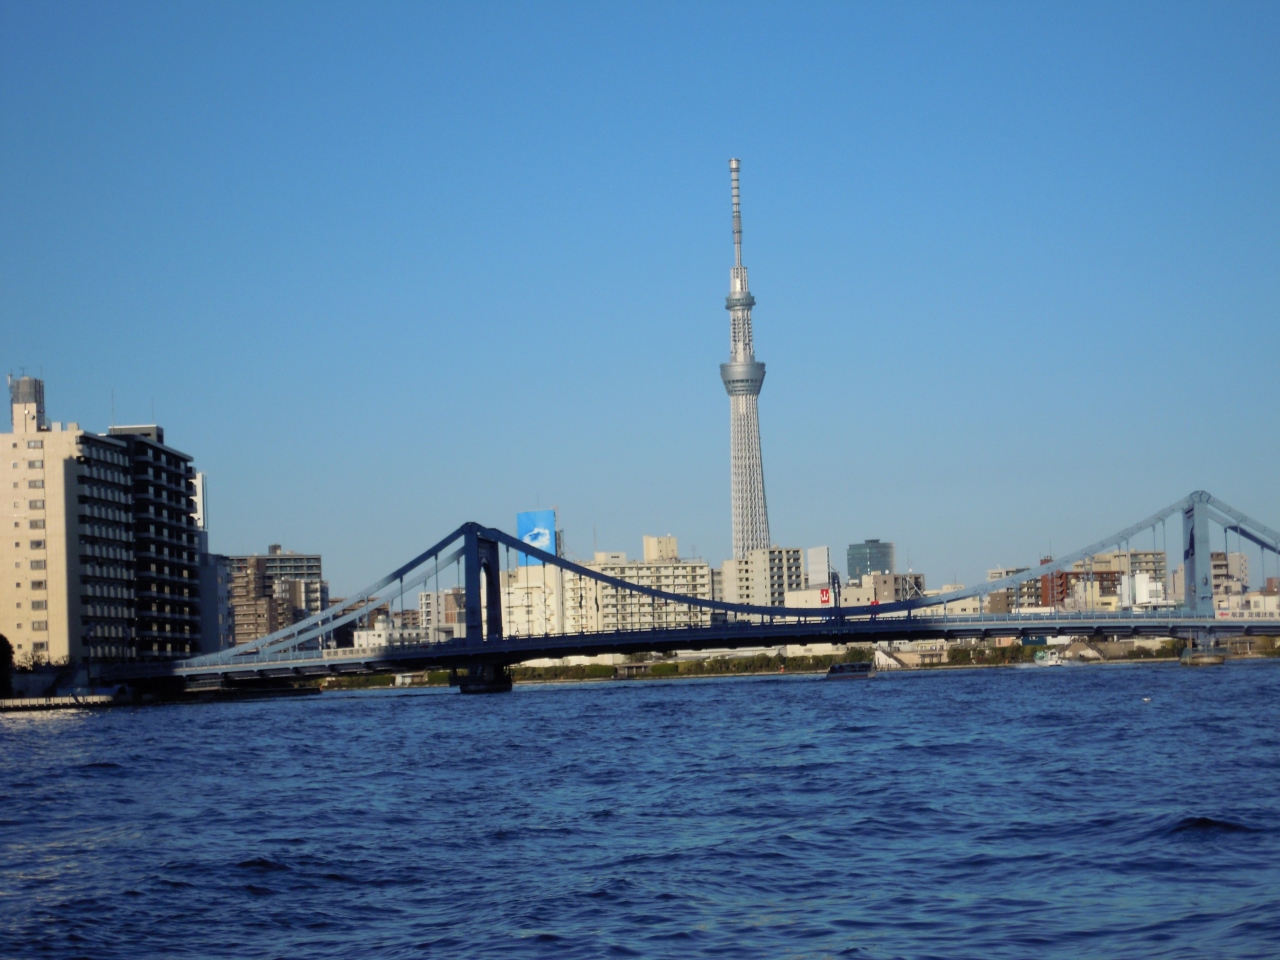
[228, 544, 328, 644]
[562, 549, 714, 633]
[985, 566, 1044, 612]
[495, 536, 715, 636]
[107, 424, 202, 657]
[721, 547, 803, 607]
[419, 586, 467, 641]
[1, 378, 138, 665]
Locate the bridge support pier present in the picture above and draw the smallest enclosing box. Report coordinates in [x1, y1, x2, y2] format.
[463, 525, 504, 645]
[1183, 494, 1215, 617]
[449, 663, 513, 694]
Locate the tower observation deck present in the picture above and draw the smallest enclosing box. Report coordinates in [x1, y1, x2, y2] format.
[720, 158, 771, 559]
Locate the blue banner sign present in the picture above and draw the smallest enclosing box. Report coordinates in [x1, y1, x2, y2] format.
[516, 509, 556, 566]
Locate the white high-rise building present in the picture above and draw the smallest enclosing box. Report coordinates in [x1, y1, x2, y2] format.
[721, 547, 803, 607]
[720, 158, 771, 560]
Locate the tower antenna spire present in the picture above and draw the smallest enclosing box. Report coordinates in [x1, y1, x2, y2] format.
[730, 158, 743, 268]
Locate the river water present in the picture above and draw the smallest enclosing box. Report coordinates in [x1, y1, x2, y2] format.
[2, 660, 1279, 958]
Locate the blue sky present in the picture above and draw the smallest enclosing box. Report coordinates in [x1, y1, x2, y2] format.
[3, 2, 1277, 593]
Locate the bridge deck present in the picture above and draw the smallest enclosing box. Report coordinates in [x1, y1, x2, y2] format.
[104, 612, 1280, 683]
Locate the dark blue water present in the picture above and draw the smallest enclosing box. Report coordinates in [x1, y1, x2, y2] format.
[3, 661, 1280, 959]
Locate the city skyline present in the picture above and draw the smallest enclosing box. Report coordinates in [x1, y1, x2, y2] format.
[2, 4, 1278, 595]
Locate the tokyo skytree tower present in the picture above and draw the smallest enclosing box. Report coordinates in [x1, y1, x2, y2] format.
[719, 158, 771, 559]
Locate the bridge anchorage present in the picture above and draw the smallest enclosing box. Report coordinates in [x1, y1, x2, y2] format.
[107, 491, 1280, 693]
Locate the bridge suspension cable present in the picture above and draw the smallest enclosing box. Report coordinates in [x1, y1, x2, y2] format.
[172, 491, 1280, 674]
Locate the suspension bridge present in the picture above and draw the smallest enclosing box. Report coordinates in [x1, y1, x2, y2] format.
[106, 490, 1280, 693]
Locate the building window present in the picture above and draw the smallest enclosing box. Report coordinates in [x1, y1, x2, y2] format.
[33, 641, 47, 652]
[29, 500, 44, 509]
[32, 600, 46, 610]
[31, 580, 45, 589]
[27, 440, 43, 449]
[29, 519, 44, 529]
[27, 460, 43, 469]
[28, 480, 43, 489]
[32, 621, 48, 631]
[30, 540, 45, 549]
[30, 560, 46, 570]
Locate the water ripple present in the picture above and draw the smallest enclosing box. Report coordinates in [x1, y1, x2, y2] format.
[2, 661, 1279, 957]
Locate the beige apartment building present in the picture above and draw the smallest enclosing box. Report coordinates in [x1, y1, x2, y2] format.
[2, 377, 135, 666]
[721, 546, 803, 607]
[497, 535, 714, 637]
[563, 552, 714, 634]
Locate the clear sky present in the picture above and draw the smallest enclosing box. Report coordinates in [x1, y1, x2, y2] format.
[3, 2, 1278, 594]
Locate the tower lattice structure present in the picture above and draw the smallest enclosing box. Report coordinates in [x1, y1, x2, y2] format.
[719, 158, 771, 560]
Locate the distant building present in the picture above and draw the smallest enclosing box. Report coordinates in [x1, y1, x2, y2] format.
[1171, 551, 1247, 602]
[847, 540, 894, 581]
[419, 586, 468, 642]
[197, 551, 233, 653]
[985, 566, 1042, 612]
[1, 379, 211, 664]
[231, 558, 277, 644]
[841, 576, 876, 606]
[1212, 552, 1248, 595]
[192, 471, 209, 530]
[564, 546, 714, 633]
[186, 471, 233, 653]
[494, 536, 715, 636]
[232, 544, 324, 583]
[874, 572, 926, 603]
[1, 378, 136, 665]
[352, 614, 427, 649]
[228, 544, 328, 645]
[393, 608, 421, 629]
[107, 424, 203, 658]
[784, 547, 838, 607]
[1035, 550, 1170, 611]
[784, 582, 838, 608]
[806, 546, 835, 589]
[917, 586, 982, 617]
[643, 535, 678, 563]
[722, 546, 803, 607]
[1119, 572, 1170, 609]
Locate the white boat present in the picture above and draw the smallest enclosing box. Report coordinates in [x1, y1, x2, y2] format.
[1031, 649, 1063, 666]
